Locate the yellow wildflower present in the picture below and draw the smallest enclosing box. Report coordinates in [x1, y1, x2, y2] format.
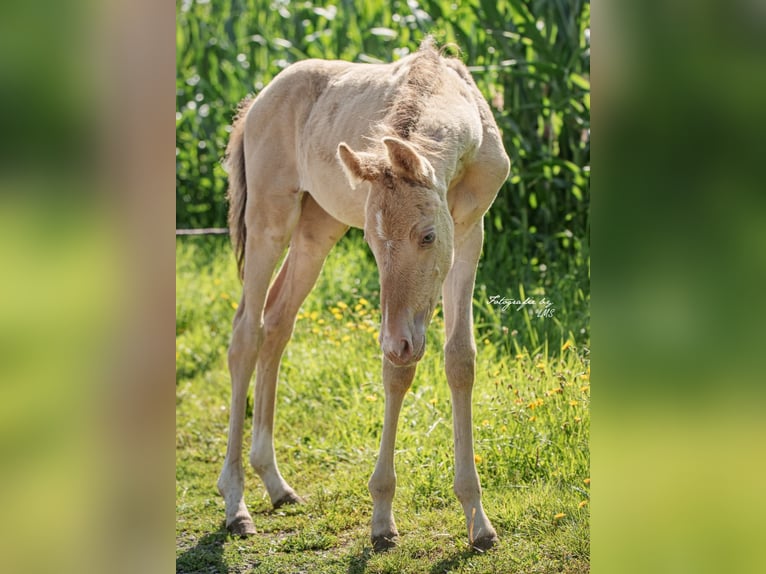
[365, 395, 377, 402]
[337, 301, 348, 309]
[583, 478, 590, 486]
[481, 419, 490, 427]
[553, 513, 565, 521]
[529, 416, 536, 422]
[569, 400, 577, 407]
[562, 340, 572, 351]
[474, 454, 482, 464]
[578, 500, 588, 509]
[230, 302, 238, 310]
[358, 297, 370, 307]
[220, 292, 230, 300]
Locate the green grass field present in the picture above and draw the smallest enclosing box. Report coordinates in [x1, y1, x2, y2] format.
[176, 235, 589, 573]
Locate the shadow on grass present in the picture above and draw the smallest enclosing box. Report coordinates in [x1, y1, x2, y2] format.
[346, 546, 373, 574]
[176, 525, 229, 574]
[429, 547, 475, 574]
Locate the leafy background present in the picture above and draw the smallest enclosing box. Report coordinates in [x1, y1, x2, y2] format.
[176, 2, 590, 571]
[176, 0, 590, 352]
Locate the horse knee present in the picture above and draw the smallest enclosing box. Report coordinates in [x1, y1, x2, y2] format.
[444, 338, 476, 389]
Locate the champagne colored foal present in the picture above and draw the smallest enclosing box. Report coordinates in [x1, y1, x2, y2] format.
[218, 39, 510, 551]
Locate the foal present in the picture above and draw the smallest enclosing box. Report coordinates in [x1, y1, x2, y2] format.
[218, 39, 510, 551]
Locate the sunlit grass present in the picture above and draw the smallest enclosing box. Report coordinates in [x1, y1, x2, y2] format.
[176, 235, 589, 573]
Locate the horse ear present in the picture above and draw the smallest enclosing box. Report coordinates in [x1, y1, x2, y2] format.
[337, 143, 376, 188]
[382, 137, 435, 185]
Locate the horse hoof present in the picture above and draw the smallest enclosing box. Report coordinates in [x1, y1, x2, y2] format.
[471, 532, 498, 552]
[272, 491, 304, 509]
[227, 516, 256, 537]
[371, 534, 398, 553]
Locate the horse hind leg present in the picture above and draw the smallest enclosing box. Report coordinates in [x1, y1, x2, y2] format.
[218, 191, 302, 536]
[249, 194, 347, 508]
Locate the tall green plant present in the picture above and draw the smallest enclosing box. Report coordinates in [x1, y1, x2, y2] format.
[176, 0, 590, 350]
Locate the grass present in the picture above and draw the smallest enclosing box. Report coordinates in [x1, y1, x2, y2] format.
[176, 235, 589, 573]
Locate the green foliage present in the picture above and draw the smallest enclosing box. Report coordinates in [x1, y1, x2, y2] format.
[176, 0, 590, 288]
[176, 2, 590, 567]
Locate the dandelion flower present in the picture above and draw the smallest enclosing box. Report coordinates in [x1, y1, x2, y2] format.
[481, 419, 490, 427]
[529, 416, 536, 422]
[337, 301, 348, 309]
[474, 454, 482, 464]
[358, 297, 370, 307]
[562, 340, 572, 351]
[365, 395, 377, 402]
[578, 500, 588, 509]
[569, 400, 577, 407]
[230, 302, 238, 310]
[583, 478, 590, 486]
[553, 513, 565, 521]
[220, 292, 230, 300]
[429, 397, 437, 405]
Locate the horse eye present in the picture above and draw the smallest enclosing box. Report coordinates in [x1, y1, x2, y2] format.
[421, 231, 436, 246]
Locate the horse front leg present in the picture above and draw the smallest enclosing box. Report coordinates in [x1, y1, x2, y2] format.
[443, 222, 497, 551]
[369, 359, 416, 551]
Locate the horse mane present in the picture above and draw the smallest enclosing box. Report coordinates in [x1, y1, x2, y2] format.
[385, 38, 444, 140]
[369, 37, 462, 161]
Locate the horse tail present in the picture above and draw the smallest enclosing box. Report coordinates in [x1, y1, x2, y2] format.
[225, 96, 254, 280]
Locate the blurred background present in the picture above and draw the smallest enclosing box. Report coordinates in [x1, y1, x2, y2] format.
[0, 0, 764, 572]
